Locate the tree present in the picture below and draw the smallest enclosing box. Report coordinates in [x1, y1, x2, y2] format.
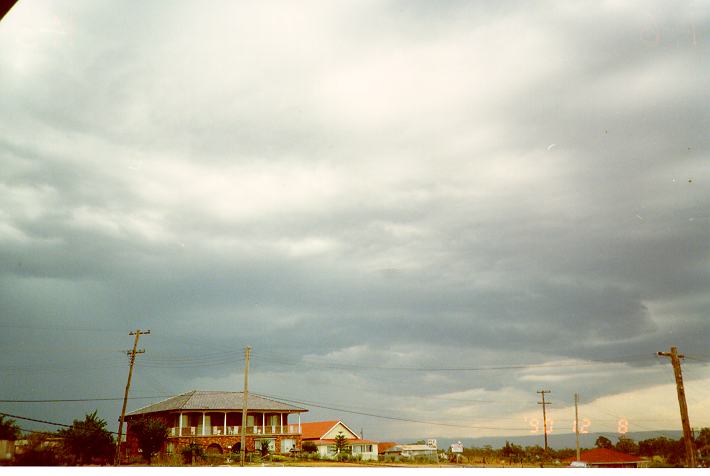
[615, 436, 639, 455]
[302, 441, 318, 453]
[500, 441, 524, 463]
[595, 436, 613, 449]
[695, 427, 710, 459]
[58, 410, 114, 465]
[128, 417, 169, 464]
[0, 415, 21, 440]
[258, 439, 272, 458]
[334, 432, 350, 454]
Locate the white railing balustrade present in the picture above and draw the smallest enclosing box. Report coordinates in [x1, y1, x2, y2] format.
[169, 424, 301, 437]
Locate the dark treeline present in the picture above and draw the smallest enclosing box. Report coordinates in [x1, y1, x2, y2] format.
[455, 428, 710, 468]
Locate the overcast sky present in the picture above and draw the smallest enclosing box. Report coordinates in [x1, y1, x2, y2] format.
[1, 0, 709, 442]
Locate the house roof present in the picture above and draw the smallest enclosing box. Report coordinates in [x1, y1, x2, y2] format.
[576, 448, 642, 464]
[385, 444, 436, 453]
[125, 390, 307, 416]
[300, 420, 360, 440]
[377, 442, 399, 454]
[310, 439, 378, 445]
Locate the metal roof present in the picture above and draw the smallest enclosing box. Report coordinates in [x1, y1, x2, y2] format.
[125, 390, 307, 416]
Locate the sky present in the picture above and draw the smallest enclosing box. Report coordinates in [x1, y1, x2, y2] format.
[0, 0, 709, 443]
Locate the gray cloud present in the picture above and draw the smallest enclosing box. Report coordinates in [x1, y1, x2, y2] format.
[1, 0, 709, 440]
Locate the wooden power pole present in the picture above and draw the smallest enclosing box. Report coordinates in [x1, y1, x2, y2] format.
[658, 346, 696, 468]
[115, 329, 150, 465]
[574, 393, 580, 461]
[240, 346, 251, 467]
[537, 390, 551, 452]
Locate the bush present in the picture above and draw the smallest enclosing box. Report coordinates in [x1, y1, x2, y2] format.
[204, 453, 225, 466]
[336, 452, 350, 462]
[181, 442, 204, 465]
[153, 453, 183, 466]
[302, 441, 318, 453]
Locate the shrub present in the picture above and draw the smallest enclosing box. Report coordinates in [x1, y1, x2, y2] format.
[153, 453, 182, 466]
[181, 442, 204, 465]
[13, 433, 70, 466]
[302, 441, 318, 453]
[204, 453, 225, 466]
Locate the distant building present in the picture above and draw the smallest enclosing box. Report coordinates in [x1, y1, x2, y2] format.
[569, 448, 643, 468]
[383, 443, 438, 461]
[377, 441, 398, 455]
[300, 420, 378, 461]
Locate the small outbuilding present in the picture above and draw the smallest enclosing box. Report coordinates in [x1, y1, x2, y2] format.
[569, 448, 642, 468]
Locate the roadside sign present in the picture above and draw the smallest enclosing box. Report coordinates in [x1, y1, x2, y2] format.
[450, 442, 464, 453]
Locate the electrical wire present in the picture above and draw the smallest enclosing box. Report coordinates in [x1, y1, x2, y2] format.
[250, 351, 655, 372]
[0, 411, 119, 435]
[0, 395, 172, 403]
[253, 391, 530, 431]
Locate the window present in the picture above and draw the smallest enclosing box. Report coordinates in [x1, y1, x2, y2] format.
[281, 439, 295, 454]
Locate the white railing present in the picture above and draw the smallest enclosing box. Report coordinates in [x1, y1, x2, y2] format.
[169, 424, 300, 437]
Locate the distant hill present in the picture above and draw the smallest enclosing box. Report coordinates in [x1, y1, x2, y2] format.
[404, 431, 683, 450]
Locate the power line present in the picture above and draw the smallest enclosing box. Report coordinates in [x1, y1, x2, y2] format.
[0, 411, 71, 428]
[0, 324, 126, 333]
[250, 351, 655, 372]
[253, 392, 529, 431]
[0, 395, 172, 403]
[0, 411, 119, 435]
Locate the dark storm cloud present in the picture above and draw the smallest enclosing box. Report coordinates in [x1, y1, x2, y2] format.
[1, 0, 708, 438]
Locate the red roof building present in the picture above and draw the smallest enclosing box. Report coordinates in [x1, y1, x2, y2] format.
[300, 420, 379, 461]
[571, 448, 643, 468]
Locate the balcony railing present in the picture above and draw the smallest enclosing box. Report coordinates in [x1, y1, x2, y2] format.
[170, 424, 301, 437]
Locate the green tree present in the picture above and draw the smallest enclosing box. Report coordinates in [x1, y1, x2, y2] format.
[334, 432, 350, 454]
[58, 410, 114, 465]
[695, 427, 710, 458]
[0, 415, 21, 440]
[129, 417, 169, 464]
[615, 436, 639, 455]
[258, 439, 272, 458]
[302, 441, 318, 453]
[595, 436, 613, 449]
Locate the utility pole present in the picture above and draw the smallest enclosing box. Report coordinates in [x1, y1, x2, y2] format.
[574, 393, 580, 461]
[240, 346, 251, 467]
[115, 329, 150, 465]
[658, 346, 696, 468]
[537, 390, 551, 452]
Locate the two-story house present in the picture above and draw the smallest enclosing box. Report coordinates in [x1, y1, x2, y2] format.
[121, 390, 307, 460]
